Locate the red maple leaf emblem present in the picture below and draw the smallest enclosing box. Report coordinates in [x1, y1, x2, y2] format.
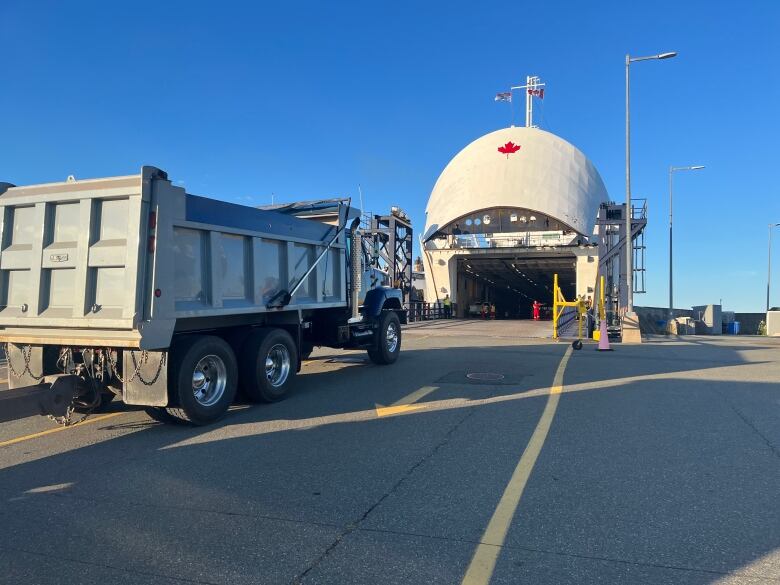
[498, 141, 521, 158]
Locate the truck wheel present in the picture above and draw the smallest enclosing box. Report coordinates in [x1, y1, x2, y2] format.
[164, 336, 238, 425]
[368, 311, 401, 365]
[239, 328, 297, 403]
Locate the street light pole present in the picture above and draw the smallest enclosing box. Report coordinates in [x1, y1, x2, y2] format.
[668, 168, 672, 320]
[625, 55, 631, 312]
[625, 51, 677, 315]
[769, 223, 780, 312]
[668, 165, 704, 322]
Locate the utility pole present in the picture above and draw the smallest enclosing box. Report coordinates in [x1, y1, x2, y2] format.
[668, 165, 704, 322]
[625, 51, 677, 315]
[625, 55, 632, 313]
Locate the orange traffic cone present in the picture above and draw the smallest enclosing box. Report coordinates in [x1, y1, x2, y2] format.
[597, 320, 612, 351]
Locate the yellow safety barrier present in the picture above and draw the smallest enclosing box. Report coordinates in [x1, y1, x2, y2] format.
[552, 273, 587, 341]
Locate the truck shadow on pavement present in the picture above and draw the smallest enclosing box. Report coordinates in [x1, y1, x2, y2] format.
[1, 338, 778, 584]
[4, 337, 776, 440]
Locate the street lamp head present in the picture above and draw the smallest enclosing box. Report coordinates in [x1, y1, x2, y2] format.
[629, 51, 678, 64]
[671, 165, 706, 172]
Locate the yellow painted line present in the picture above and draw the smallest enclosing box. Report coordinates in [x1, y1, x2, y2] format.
[375, 385, 438, 418]
[461, 346, 573, 585]
[0, 412, 124, 448]
[375, 404, 425, 417]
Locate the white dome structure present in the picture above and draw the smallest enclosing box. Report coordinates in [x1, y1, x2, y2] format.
[423, 126, 608, 241]
[419, 126, 611, 320]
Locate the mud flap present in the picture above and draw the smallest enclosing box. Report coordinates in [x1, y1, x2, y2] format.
[5, 344, 46, 389]
[122, 350, 169, 406]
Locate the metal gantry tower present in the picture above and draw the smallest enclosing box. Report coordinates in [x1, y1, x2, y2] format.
[360, 208, 414, 307]
[595, 200, 647, 328]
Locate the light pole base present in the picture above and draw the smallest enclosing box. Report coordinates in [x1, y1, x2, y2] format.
[621, 312, 643, 343]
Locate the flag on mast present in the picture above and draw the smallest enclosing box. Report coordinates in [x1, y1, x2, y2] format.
[494, 91, 512, 102]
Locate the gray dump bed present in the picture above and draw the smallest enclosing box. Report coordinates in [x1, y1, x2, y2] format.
[0, 166, 351, 349]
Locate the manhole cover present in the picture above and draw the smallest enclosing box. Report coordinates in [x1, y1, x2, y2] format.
[466, 372, 505, 381]
[436, 371, 521, 385]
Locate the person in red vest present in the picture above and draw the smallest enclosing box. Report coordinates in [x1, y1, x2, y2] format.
[532, 300, 541, 321]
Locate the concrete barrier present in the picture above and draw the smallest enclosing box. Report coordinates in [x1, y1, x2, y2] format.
[768, 311, 780, 336]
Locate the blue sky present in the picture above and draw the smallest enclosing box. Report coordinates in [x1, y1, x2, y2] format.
[2, 1, 778, 312]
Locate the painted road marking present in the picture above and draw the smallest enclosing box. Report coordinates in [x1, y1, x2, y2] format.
[0, 412, 124, 448]
[461, 345, 573, 585]
[375, 385, 438, 417]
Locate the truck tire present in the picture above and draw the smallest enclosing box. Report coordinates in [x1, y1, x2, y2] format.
[239, 328, 297, 403]
[164, 335, 238, 425]
[368, 311, 401, 365]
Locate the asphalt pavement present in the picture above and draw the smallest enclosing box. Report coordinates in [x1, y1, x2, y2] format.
[1, 321, 779, 584]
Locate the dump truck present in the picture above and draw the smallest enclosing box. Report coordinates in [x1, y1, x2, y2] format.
[0, 166, 407, 425]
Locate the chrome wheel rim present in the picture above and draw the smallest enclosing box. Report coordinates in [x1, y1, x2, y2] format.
[192, 354, 227, 407]
[265, 343, 291, 388]
[386, 322, 399, 353]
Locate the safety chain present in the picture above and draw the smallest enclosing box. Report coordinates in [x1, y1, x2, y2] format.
[4, 343, 45, 381]
[48, 348, 95, 427]
[105, 348, 166, 386]
[131, 350, 167, 386]
[48, 404, 77, 427]
[48, 396, 102, 426]
[5, 344, 166, 427]
[57, 347, 74, 374]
